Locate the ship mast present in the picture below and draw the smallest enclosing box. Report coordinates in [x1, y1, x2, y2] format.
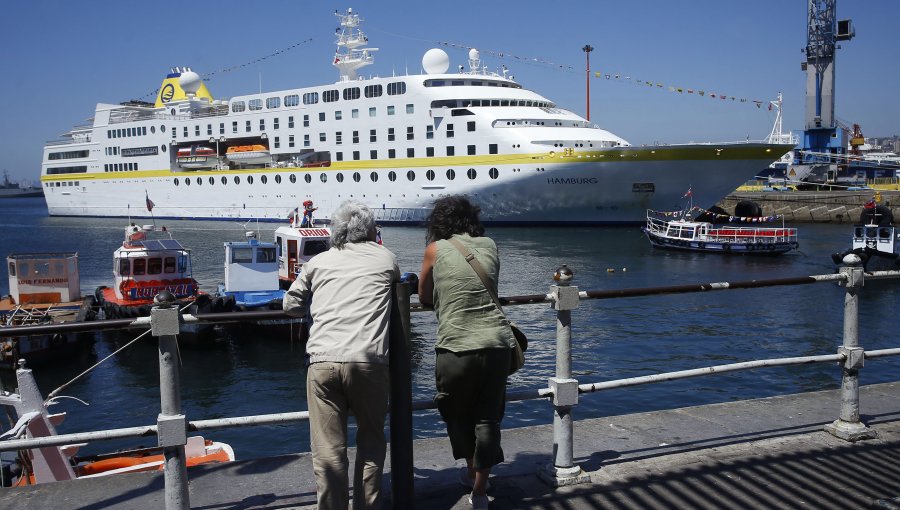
[333, 8, 377, 81]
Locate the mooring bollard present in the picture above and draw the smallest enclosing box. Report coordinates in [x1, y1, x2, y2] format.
[825, 254, 877, 441]
[539, 265, 590, 486]
[151, 291, 190, 510]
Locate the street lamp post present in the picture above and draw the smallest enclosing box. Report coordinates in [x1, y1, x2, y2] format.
[582, 44, 593, 122]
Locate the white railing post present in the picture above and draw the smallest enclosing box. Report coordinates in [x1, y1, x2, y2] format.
[825, 254, 877, 441]
[152, 291, 191, 510]
[540, 265, 590, 486]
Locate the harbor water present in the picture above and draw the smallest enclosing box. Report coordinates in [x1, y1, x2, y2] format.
[1, 196, 898, 460]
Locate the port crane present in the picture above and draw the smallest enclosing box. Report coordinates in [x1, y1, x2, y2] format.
[794, 0, 855, 184]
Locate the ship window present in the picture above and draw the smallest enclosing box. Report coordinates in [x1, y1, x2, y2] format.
[196, 177, 202, 185]
[426, 170, 435, 181]
[343, 87, 360, 100]
[304, 134, 310, 147]
[209, 177, 215, 185]
[336, 152, 343, 161]
[352, 109, 359, 118]
[489, 167, 499, 179]
[232, 101, 246, 113]
[387, 82, 406, 95]
[148, 258, 163, 275]
[365, 84, 383, 98]
[447, 124, 454, 138]
[249, 99, 263, 111]
[289, 174, 295, 183]
[426, 126, 434, 139]
[221, 176, 227, 185]
[446, 168, 456, 180]
[323, 89, 339, 102]
[266, 97, 281, 109]
[119, 259, 130, 276]
[468, 145, 476, 155]
[406, 104, 414, 114]
[261, 175, 268, 184]
[370, 150, 377, 160]
[446, 146, 455, 156]
[320, 132, 326, 142]
[489, 144, 498, 154]
[207, 124, 212, 135]
[259, 247, 276, 263]
[467, 168, 477, 179]
[245, 120, 251, 132]
[289, 135, 295, 148]
[370, 171, 378, 182]
[219, 123, 224, 134]
[303, 240, 329, 257]
[369, 107, 376, 117]
[370, 129, 376, 142]
[274, 136, 280, 149]
[248, 176, 254, 184]
[468, 121, 476, 131]
[407, 127, 414, 140]
[388, 149, 396, 159]
[195, 125, 200, 136]
[388, 171, 397, 181]
[274, 118, 280, 130]
[183, 126, 188, 137]
[260, 119, 265, 130]
[174, 178, 180, 186]
[336, 173, 344, 182]
[305, 174, 312, 183]
[320, 173, 327, 183]
[234, 176, 241, 184]
[232, 121, 238, 133]
[426, 147, 434, 157]
[387, 105, 395, 115]
[407, 148, 415, 158]
[336, 131, 343, 145]
[301, 93, 317, 105]
[353, 172, 361, 182]
[178, 255, 187, 274]
[290, 116, 296, 128]
[352, 151, 360, 161]
[335, 111, 342, 120]
[185, 178, 191, 186]
[7, 262, 14, 277]
[275, 175, 281, 184]
[352, 131, 359, 144]
[133, 258, 146, 276]
[407, 170, 416, 181]
[232, 248, 253, 263]
[388, 128, 395, 141]
[164, 257, 176, 273]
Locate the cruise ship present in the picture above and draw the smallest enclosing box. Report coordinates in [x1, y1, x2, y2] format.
[40, 8, 790, 224]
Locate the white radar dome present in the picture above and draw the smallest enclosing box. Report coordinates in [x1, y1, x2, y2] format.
[179, 70, 202, 95]
[422, 48, 450, 75]
[468, 48, 480, 61]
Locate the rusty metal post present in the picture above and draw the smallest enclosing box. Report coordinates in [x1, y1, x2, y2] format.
[825, 254, 877, 441]
[152, 291, 190, 510]
[540, 265, 590, 486]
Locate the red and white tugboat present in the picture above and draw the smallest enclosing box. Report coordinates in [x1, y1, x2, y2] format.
[276, 201, 331, 290]
[94, 224, 213, 343]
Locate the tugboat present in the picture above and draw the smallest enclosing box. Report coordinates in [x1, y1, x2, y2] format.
[0, 253, 94, 368]
[831, 200, 900, 271]
[93, 224, 213, 344]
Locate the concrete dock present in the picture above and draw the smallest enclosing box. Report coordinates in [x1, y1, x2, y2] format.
[720, 190, 899, 223]
[3, 381, 900, 509]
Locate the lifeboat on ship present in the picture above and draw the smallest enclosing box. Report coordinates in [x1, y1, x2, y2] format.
[225, 144, 271, 165]
[175, 145, 218, 169]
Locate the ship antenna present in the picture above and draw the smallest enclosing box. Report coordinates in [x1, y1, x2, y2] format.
[334, 8, 378, 81]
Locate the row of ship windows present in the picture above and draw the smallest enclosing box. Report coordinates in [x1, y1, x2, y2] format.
[172, 168, 501, 187]
[271, 122, 476, 148]
[326, 144, 497, 161]
[230, 82, 407, 113]
[174, 105, 417, 139]
[44, 181, 80, 187]
[108, 126, 150, 139]
[104, 163, 139, 172]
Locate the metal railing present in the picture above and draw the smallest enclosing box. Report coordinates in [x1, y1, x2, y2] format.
[1, 256, 899, 508]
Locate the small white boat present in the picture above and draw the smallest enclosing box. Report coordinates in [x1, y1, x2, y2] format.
[831, 203, 900, 271]
[275, 205, 331, 289]
[225, 144, 270, 165]
[0, 364, 234, 486]
[643, 208, 799, 255]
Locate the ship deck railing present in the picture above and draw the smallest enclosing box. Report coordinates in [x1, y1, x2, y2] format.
[1, 261, 899, 509]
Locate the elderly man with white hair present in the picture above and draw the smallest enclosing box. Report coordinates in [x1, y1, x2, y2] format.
[284, 200, 400, 510]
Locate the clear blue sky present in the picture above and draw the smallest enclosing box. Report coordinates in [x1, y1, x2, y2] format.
[1, 0, 897, 184]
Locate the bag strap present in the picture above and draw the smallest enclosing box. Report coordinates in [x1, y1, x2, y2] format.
[447, 237, 505, 313]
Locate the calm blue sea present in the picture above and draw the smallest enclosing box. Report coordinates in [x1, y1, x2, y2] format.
[1, 196, 898, 460]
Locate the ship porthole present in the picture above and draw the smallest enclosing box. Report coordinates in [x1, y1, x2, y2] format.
[446, 169, 456, 180]
[370, 172, 378, 182]
[305, 174, 312, 184]
[174, 178, 179, 186]
[289, 174, 296, 184]
[489, 168, 499, 179]
[425, 170, 435, 181]
[388, 171, 397, 182]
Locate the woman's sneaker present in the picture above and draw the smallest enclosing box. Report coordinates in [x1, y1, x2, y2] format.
[458, 467, 491, 491]
[468, 493, 489, 509]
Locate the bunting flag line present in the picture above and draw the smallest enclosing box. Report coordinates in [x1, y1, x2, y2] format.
[594, 70, 768, 108]
[649, 206, 784, 223]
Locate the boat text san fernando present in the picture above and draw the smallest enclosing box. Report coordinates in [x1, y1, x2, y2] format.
[40, 8, 791, 225]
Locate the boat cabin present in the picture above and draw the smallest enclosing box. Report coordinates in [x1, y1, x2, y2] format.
[223, 233, 279, 293]
[112, 225, 197, 302]
[852, 225, 898, 254]
[6, 253, 80, 305]
[274, 225, 330, 289]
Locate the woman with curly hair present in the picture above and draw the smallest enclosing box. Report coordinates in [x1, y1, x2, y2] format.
[418, 195, 514, 509]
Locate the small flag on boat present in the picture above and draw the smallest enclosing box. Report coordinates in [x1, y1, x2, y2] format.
[145, 191, 155, 212]
[682, 187, 693, 198]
